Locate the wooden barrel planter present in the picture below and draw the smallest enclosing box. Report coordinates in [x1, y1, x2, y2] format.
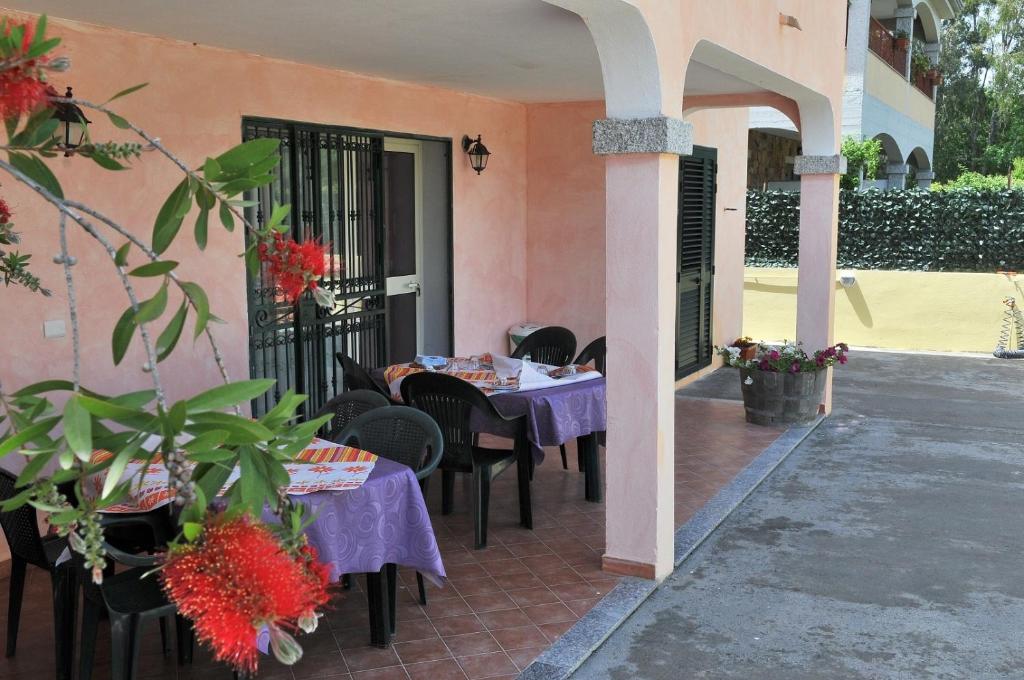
[739, 368, 825, 425]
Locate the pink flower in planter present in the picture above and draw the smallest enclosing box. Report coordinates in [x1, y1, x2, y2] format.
[769, 350, 781, 360]
[789, 361, 801, 373]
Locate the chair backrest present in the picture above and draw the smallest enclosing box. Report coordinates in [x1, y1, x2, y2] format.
[575, 336, 607, 375]
[315, 390, 391, 441]
[400, 372, 508, 471]
[511, 326, 577, 366]
[336, 353, 390, 397]
[0, 467, 49, 568]
[338, 406, 444, 480]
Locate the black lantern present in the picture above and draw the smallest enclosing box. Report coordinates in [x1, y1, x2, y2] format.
[462, 134, 490, 175]
[50, 86, 90, 156]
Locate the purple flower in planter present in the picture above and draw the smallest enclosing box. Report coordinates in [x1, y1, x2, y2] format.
[789, 361, 801, 373]
[769, 350, 781, 361]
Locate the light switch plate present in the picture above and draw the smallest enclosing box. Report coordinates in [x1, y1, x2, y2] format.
[43, 319, 66, 338]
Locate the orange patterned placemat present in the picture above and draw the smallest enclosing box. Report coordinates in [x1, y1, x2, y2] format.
[91, 438, 376, 465]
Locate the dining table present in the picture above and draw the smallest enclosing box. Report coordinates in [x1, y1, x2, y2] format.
[54, 441, 445, 671]
[374, 357, 607, 502]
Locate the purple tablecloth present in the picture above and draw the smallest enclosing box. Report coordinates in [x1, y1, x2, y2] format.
[476, 377, 607, 461]
[263, 457, 445, 584]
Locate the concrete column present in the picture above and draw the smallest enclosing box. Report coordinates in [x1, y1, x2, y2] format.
[916, 170, 936, 189]
[593, 117, 692, 580]
[923, 42, 941, 98]
[894, 7, 916, 80]
[795, 155, 845, 413]
[887, 163, 909, 189]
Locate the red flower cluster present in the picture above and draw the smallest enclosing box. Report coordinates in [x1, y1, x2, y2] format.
[0, 198, 12, 224]
[0, 23, 50, 119]
[257, 232, 328, 302]
[160, 516, 331, 672]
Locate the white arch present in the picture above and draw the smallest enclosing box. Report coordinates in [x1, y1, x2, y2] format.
[873, 132, 906, 164]
[688, 40, 838, 155]
[908, 146, 932, 170]
[915, 1, 941, 43]
[541, 0, 664, 117]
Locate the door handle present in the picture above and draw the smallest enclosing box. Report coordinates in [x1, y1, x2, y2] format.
[406, 281, 422, 296]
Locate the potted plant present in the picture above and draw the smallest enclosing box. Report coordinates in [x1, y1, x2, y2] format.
[716, 341, 849, 425]
[729, 336, 758, 361]
[894, 29, 910, 51]
[927, 66, 943, 85]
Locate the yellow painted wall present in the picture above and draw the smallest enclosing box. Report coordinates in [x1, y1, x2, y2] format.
[864, 52, 935, 131]
[743, 268, 1024, 353]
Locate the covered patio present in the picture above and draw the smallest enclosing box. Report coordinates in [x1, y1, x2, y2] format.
[0, 1, 849, 678]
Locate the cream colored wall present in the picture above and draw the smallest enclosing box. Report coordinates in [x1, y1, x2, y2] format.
[744, 268, 1023, 353]
[865, 52, 936, 131]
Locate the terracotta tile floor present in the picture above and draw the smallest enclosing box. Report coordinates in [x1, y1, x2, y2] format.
[0, 391, 783, 680]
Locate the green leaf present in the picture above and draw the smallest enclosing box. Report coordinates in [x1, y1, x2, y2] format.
[187, 449, 236, 464]
[156, 301, 188, 362]
[215, 138, 280, 174]
[218, 201, 235, 232]
[167, 400, 188, 434]
[76, 394, 144, 421]
[129, 261, 178, 277]
[266, 203, 291, 232]
[185, 379, 276, 413]
[15, 449, 56, 487]
[152, 179, 192, 255]
[115, 242, 131, 267]
[9, 152, 63, 199]
[186, 413, 274, 444]
[112, 307, 136, 365]
[88, 150, 126, 171]
[244, 246, 261, 277]
[62, 396, 93, 461]
[203, 157, 223, 182]
[180, 281, 210, 339]
[104, 83, 149, 104]
[195, 184, 216, 210]
[194, 208, 209, 250]
[181, 430, 229, 453]
[134, 282, 169, 324]
[101, 445, 136, 499]
[182, 522, 203, 541]
[193, 462, 233, 503]
[11, 380, 74, 398]
[106, 111, 131, 130]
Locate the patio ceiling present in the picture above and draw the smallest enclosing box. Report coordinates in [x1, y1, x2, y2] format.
[15, 0, 771, 103]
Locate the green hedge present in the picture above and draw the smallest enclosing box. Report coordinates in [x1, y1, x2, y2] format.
[745, 189, 1024, 271]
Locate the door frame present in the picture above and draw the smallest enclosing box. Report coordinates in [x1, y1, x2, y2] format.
[384, 137, 426, 353]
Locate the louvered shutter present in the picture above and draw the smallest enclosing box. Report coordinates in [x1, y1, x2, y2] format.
[676, 146, 717, 378]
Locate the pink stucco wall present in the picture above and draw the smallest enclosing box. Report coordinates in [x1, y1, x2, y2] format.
[525, 103, 751, 368]
[0, 12, 528, 408]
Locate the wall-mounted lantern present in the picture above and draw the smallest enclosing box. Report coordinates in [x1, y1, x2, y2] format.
[49, 86, 91, 156]
[462, 134, 490, 175]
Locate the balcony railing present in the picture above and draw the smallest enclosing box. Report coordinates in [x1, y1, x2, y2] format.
[868, 17, 908, 75]
[912, 70, 935, 100]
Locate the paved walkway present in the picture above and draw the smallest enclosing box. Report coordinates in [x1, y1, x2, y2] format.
[574, 351, 1024, 680]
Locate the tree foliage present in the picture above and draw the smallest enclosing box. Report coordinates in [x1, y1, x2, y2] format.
[840, 136, 884, 190]
[935, 0, 1024, 181]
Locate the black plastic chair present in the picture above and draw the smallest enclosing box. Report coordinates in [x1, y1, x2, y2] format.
[400, 372, 532, 549]
[76, 519, 192, 680]
[315, 389, 391, 441]
[510, 326, 577, 367]
[559, 336, 607, 469]
[336, 353, 390, 398]
[0, 468, 75, 679]
[339, 406, 444, 619]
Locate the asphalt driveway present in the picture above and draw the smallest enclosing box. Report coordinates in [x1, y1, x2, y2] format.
[573, 351, 1024, 679]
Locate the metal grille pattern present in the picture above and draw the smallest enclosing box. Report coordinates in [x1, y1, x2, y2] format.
[243, 119, 387, 417]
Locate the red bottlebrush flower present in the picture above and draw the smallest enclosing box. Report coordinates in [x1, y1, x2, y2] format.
[160, 515, 331, 673]
[0, 23, 51, 120]
[0, 198, 12, 224]
[256, 234, 330, 303]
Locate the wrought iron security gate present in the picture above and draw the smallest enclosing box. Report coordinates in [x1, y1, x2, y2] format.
[676, 145, 717, 378]
[243, 118, 387, 417]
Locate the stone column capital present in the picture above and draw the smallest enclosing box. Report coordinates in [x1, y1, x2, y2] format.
[794, 155, 848, 175]
[893, 7, 917, 19]
[886, 163, 910, 175]
[592, 116, 693, 156]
